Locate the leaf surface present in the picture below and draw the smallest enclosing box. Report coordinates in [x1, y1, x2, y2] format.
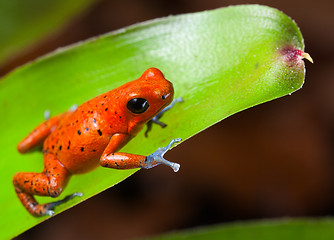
[0, 5, 308, 238]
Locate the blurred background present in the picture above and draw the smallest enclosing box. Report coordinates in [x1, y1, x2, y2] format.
[3, 0, 333, 239]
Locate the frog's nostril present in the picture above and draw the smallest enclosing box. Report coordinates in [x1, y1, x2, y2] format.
[161, 93, 170, 100]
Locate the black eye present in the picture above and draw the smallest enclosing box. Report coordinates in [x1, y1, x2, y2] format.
[127, 98, 149, 114]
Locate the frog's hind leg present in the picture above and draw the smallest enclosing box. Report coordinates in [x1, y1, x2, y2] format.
[17, 113, 68, 153]
[13, 153, 79, 217]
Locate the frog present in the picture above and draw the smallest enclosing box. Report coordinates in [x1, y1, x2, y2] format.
[13, 68, 181, 217]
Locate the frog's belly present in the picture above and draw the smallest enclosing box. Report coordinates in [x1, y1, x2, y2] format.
[60, 153, 102, 174]
[44, 132, 110, 174]
[62, 137, 109, 174]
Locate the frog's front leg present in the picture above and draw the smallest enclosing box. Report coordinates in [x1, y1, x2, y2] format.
[100, 134, 181, 172]
[145, 97, 183, 137]
[13, 153, 80, 217]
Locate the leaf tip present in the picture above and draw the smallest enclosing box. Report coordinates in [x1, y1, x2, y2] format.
[301, 52, 313, 63]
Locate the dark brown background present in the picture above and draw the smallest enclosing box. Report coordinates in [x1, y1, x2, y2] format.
[10, 0, 334, 239]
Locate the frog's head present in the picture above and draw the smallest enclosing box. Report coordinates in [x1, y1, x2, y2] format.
[121, 68, 174, 135]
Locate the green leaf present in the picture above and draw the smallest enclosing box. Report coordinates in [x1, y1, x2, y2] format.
[148, 219, 334, 240]
[0, 0, 98, 66]
[0, 5, 309, 238]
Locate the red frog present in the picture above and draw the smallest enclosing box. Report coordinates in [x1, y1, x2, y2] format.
[13, 68, 181, 217]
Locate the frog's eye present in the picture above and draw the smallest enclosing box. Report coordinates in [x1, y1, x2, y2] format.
[127, 98, 149, 114]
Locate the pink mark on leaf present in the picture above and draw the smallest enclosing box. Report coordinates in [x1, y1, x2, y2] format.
[279, 46, 313, 64]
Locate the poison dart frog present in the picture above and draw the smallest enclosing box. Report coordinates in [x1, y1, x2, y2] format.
[13, 68, 181, 217]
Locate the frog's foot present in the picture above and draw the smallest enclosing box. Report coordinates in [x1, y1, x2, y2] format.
[44, 192, 83, 216]
[69, 104, 78, 112]
[145, 97, 183, 137]
[144, 138, 182, 172]
[44, 104, 77, 121]
[44, 109, 51, 120]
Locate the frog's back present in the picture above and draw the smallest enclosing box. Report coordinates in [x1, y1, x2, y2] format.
[42, 92, 124, 173]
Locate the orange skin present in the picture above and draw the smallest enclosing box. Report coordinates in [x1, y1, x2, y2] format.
[13, 68, 175, 217]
